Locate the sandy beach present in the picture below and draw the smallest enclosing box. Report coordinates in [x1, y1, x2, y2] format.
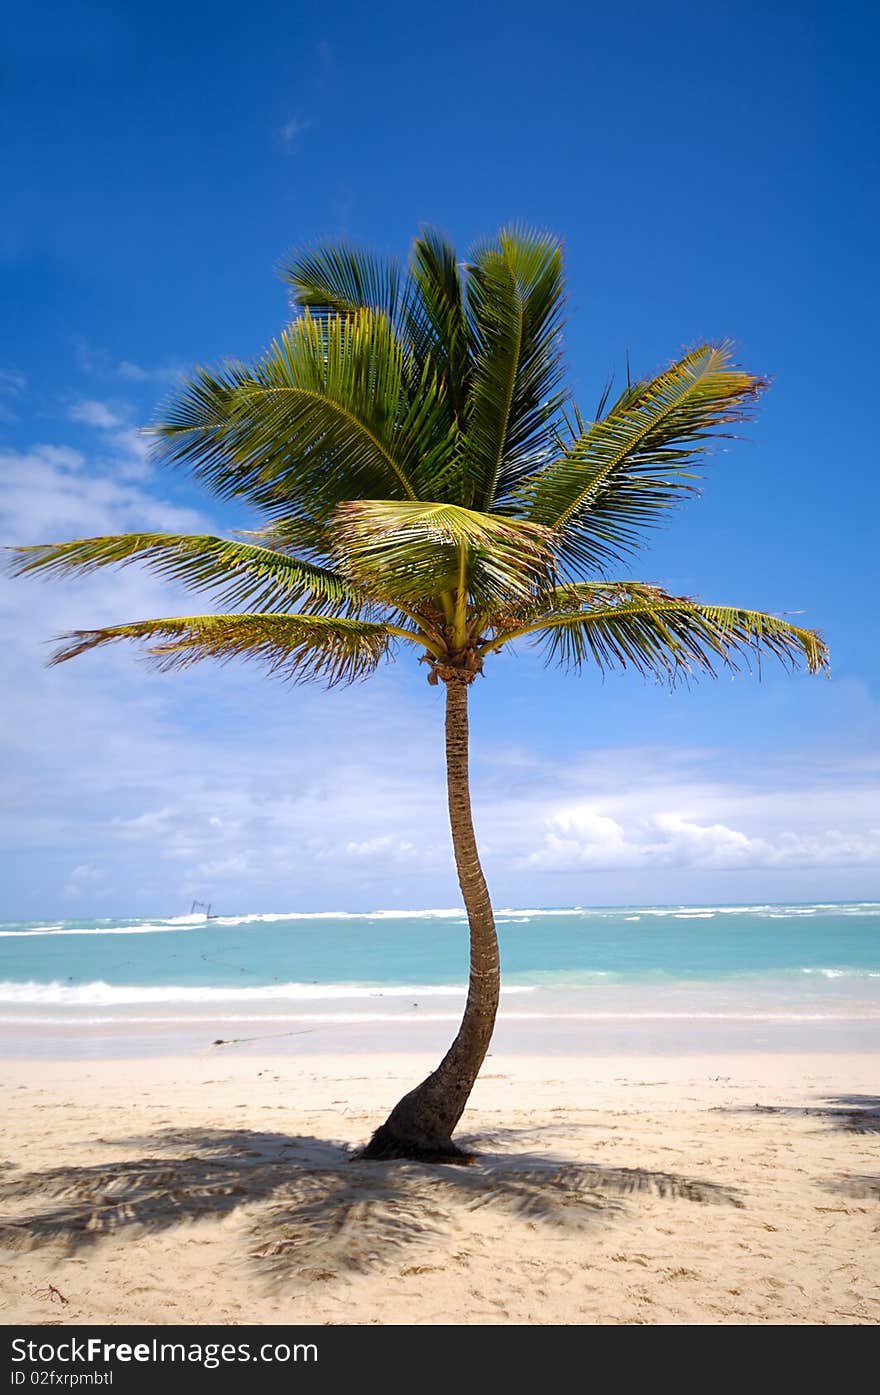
[1, 1051, 877, 1326]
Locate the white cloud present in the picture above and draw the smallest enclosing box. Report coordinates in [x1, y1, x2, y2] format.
[525, 809, 633, 869]
[195, 853, 254, 880]
[345, 835, 416, 859]
[762, 827, 880, 867]
[66, 398, 152, 476]
[116, 359, 183, 385]
[0, 369, 26, 396]
[0, 368, 27, 421]
[108, 427, 151, 469]
[525, 804, 880, 872]
[64, 863, 106, 898]
[0, 441, 205, 541]
[68, 399, 127, 430]
[277, 117, 310, 150]
[74, 338, 183, 385]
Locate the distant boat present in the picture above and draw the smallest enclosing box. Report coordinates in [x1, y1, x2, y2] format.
[167, 900, 220, 924]
[191, 899, 219, 920]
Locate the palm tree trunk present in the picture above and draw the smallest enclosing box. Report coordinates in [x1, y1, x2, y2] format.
[359, 674, 500, 1161]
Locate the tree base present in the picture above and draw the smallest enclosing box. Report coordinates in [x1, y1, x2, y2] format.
[356, 1122, 476, 1164]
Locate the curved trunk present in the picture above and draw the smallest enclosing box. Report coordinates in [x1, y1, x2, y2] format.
[360, 675, 500, 1161]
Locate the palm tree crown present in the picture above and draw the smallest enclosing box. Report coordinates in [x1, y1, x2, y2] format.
[11, 225, 826, 684]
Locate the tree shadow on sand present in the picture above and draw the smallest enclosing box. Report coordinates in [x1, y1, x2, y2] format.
[820, 1174, 880, 1232]
[713, 1095, 880, 1225]
[715, 1094, 880, 1136]
[0, 1128, 743, 1287]
[824, 1175, 880, 1201]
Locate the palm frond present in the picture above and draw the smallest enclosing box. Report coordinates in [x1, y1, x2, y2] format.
[465, 226, 567, 509]
[331, 500, 555, 616]
[498, 579, 671, 624]
[519, 344, 766, 573]
[7, 534, 365, 616]
[152, 312, 455, 515]
[407, 228, 471, 423]
[50, 613, 403, 686]
[280, 241, 404, 325]
[483, 591, 828, 681]
[148, 358, 251, 481]
[236, 516, 336, 563]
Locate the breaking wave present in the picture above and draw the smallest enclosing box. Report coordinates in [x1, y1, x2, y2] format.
[0, 979, 535, 1007]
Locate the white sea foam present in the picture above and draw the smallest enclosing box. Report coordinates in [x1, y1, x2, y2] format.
[212, 908, 467, 925]
[0, 924, 205, 938]
[2, 1009, 877, 1028]
[2, 902, 878, 937]
[0, 1013, 468, 1027]
[800, 967, 880, 979]
[0, 979, 536, 1007]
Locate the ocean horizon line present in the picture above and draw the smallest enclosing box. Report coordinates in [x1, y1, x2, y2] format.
[3, 897, 879, 935]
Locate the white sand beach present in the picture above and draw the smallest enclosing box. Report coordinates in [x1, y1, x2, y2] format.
[1, 1051, 877, 1326]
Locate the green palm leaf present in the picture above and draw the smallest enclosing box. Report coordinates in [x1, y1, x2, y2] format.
[152, 312, 455, 514]
[331, 500, 555, 623]
[484, 592, 827, 680]
[407, 229, 472, 424]
[465, 227, 567, 509]
[497, 579, 672, 624]
[149, 358, 251, 484]
[519, 343, 765, 572]
[7, 533, 364, 615]
[282, 230, 472, 431]
[280, 241, 404, 324]
[49, 612, 405, 686]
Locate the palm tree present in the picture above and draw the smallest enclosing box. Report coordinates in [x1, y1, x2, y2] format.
[9, 226, 828, 1161]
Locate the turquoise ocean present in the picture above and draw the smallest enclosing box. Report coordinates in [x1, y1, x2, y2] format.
[1, 903, 878, 1057]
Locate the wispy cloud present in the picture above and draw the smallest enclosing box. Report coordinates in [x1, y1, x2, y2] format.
[1, 440, 202, 541]
[67, 397, 151, 475]
[525, 805, 880, 872]
[277, 116, 311, 152]
[68, 399, 127, 430]
[0, 368, 27, 421]
[74, 338, 184, 386]
[0, 369, 27, 396]
[64, 863, 107, 899]
[345, 835, 417, 860]
[116, 358, 183, 385]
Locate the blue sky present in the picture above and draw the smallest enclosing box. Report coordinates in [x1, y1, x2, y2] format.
[2, 0, 878, 918]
